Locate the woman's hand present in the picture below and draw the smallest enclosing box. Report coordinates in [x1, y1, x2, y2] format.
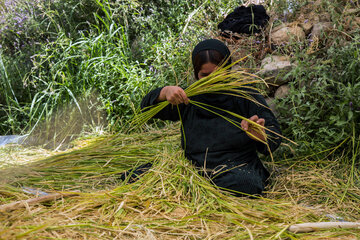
[241, 115, 266, 142]
[158, 86, 189, 105]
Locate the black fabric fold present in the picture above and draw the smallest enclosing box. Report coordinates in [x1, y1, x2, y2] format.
[218, 5, 269, 36]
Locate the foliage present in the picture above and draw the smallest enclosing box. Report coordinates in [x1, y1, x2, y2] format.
[0, 0, 359, 161]
[0, 0, 103, 134]
[1, 1, 360, 238]
[0, 0, 238, 134]
[275, 36, 360, 155]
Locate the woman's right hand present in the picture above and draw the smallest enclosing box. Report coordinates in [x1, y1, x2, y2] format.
[158, 86, 189, 105]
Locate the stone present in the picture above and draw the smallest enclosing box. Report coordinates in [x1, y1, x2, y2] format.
[265, 97, 278, 117]
[356, 17, 360, 26]
[271, 25, 306, 45]
[319, 12, 331, 22]
[258, 55, 295, 85]
[300, 21, 313, 35]
[275, 84, 290, 99]
[311, 22, 333, 38]
[344, 16, 360, 30]
[344, 8, 360, 16]
[272, 23, 286, 33]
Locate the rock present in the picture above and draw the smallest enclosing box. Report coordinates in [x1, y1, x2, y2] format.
[311, 22, 333, 38]
[344, 16, 360, 30]
[258, 55, 295, 85]
[319, 12, 331, 22]
[265, 97, 278, 117]
[344, 8, 360, 16]
[313, 0, 322, 6]
[300, 21, 313, 35]
[275, 84, 290, 99]
[272, 23, 286, 33]
[271, 25, 306, 45]
[356, 17, 360, 26]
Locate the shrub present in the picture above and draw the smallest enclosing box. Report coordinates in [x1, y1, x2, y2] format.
[276, 37, 360, 155]
[0, 0, 239, 134]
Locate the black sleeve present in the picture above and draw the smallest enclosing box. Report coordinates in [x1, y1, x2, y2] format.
[246, 92, 282, 155]
[140, 87, 183, 121]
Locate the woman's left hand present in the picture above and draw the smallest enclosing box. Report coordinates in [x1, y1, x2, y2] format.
[241, 115, 266, 142]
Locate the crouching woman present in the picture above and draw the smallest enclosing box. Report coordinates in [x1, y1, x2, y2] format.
[141, 39, 282, 196]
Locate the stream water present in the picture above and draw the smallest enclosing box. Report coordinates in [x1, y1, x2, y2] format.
[0, 135, 27, 147]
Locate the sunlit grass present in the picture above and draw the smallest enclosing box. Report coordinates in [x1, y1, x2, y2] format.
[0, 126, 359, 239]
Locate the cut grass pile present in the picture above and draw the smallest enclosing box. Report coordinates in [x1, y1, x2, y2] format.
[0, 124, 360, 239]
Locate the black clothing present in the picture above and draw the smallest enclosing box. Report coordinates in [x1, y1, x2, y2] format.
[218, 5, 269, 37]
[119, 162, 152, 183]
[141, 88, 281, 196]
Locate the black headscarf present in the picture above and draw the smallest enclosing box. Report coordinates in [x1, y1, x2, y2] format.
[191, 39, 232, 67]
[190, 39, 233, 105]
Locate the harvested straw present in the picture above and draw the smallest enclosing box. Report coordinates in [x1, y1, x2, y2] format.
[132, 58, 268, 135]
[1, 127, 360, 239]
[0, 129, 179, 192]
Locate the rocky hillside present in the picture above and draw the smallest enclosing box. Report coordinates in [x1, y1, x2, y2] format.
[217, 0, 359, 111]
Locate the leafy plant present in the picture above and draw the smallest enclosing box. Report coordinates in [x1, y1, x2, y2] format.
[0, 0, 241, 135]
[275, 36, 360, 156]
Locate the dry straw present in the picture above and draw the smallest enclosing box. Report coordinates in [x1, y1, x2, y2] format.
[1, 126, 360, 239]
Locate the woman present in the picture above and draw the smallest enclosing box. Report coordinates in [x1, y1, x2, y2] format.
[139, 39, 281, 196]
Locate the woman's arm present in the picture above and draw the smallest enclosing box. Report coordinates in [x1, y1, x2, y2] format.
[241, 92, 282, 155]
[241, 114, 266, 142]
[157, 86, 189, 105]
[140, 86, 188, 121]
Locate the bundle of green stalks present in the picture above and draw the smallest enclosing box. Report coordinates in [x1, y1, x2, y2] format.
[131, 58, 265, 131]
[1, 125, 360, 239]
[132, 58, 292, 157]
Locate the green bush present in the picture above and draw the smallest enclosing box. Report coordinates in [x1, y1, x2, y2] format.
[0, 0, 239, 134]
[276, 37, 360, 155]
[0, 0, 103, 134]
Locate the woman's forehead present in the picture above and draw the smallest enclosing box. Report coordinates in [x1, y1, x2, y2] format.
[200, 63, 217, 73]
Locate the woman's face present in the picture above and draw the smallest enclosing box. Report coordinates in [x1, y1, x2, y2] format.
[197, 62, 217, 79]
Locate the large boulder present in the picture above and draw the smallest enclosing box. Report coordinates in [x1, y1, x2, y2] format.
[258, 55, 295, 85]
[271, 25, 306, 45]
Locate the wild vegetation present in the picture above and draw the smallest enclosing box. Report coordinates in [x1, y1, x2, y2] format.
[0, 0, 360, 239]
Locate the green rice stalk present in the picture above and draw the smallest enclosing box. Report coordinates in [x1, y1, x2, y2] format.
[131, 57, 266, 127]
[130, 57, 290, 156]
